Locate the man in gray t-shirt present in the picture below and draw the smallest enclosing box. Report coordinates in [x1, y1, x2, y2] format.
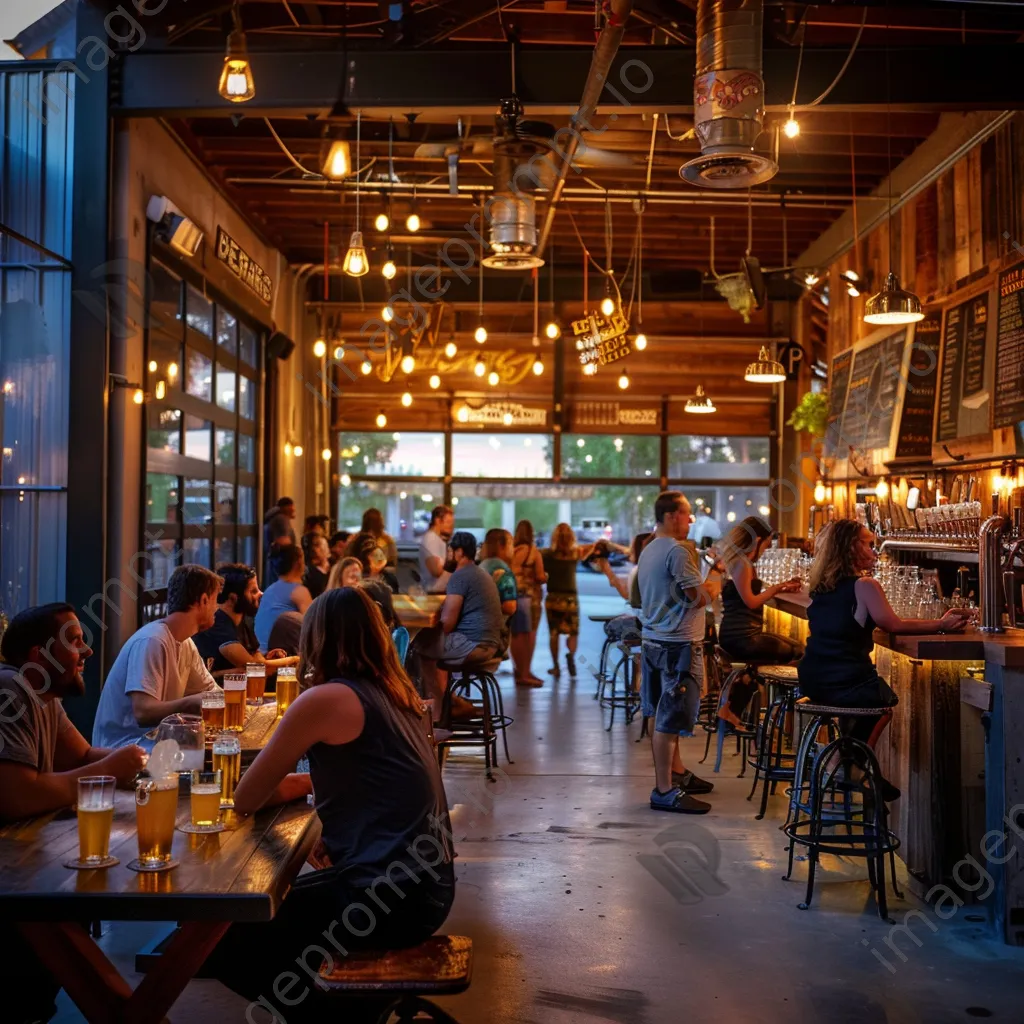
[419, 504, 455, 593]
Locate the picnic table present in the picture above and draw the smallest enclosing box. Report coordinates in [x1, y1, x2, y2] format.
[0, 788, 319, 1024]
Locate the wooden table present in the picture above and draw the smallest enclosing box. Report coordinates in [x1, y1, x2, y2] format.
[238, 699, 282, 762]
[0, 789, 319, 1023]
[393, 594, 445, 639]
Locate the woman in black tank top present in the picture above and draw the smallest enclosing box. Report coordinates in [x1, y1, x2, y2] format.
[207, 588, 455, 1017]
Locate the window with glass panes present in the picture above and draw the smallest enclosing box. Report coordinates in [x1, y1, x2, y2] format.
[144, 259, 260, 592]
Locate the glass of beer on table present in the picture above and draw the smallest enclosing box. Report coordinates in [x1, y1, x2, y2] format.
[130, 775, 179, 871]
[276, 666, 298, 717]
[201, 690, 225, 735]
[223, 672, 246, 732]
[245, 662, 266, 705]
[182, 769, 224, 833]
[66, 776, 118, 869]
[213, 734, 242, 809]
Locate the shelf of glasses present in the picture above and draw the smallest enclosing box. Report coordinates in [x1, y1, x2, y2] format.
[878, 539, 979, 562]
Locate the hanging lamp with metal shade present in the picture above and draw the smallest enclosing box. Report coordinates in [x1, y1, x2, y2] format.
[684, 384, 717, 414]
[744, 345, 787, 384]
[864, 271, 924, 325]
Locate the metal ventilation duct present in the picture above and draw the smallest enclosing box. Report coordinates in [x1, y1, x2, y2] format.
[680, 0, 778, 189]
[482, 193, 545, 270]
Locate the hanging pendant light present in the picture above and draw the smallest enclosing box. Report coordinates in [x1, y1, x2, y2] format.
[323, 140, 351, 180]
[429, 374, 441, 389]
[634, 203, 648, 351]
[685, 384, 717, 414]
[744, 345, 787, 383]
[532, 355, 544, 376]
[473, 355, 486, 378]
[401, 391, 413, 407]
[343, 111, 369, 277]
[400, 352, 415, 375]
[864, 271, 924, 325]
[218, 4, 255, 103]
[376, 410, 387, 428]
[444, 337, 458, 359]
[406, 183, 421, 232]
[474, 195, 487, 342]
[381, 247, 397, 280]
[488, 370, 500, 387]
[617, 367, 630, 391]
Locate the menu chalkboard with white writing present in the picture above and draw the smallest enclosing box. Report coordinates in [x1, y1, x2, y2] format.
[894, 313, 942, 459]
[936, 291, 991, 443]
[995, 264, 1024, 429]
[841, 329, 908, 457]
[824, 348, 853, 458]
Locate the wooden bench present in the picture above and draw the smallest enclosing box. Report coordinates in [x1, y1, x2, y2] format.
[317, 935, 473, 1023]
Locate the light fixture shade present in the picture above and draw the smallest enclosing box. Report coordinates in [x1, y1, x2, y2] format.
[864, 271, 924, 325]
[342, 230, 369, 277]
[218, 30, 255, 103]
[323, 140, 351, 180]
[744, 345, 787, 383]
[685, 384, 716, 414]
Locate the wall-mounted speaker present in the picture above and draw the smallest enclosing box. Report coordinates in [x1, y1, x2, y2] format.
[267, 331, 295, 360]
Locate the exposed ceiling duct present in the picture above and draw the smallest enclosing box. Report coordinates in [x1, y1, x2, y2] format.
[680, 0, 778, 189]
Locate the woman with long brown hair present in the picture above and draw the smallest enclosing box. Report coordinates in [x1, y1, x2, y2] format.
[209, 587, 455, 1012]
[509, 520, 548, 685]
[800, 519, 968, 799]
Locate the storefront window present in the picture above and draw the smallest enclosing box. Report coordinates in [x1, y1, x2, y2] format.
[146, 473, 179, 523]
[184, 416, 212, 462]
[338, 432, 445, 477]
[215, 428, 235, 467]
[148, 408, 181, 454]
[239, 323, 258, 366]
[238, 434, 255, 472]
[185, 284, 213, 338]
[561, 434, 660, 479]
[217, 307, 237, 353]
[667, 436, 770, 479]
[216, 363, 236, 412]
[238, 375, 255, 420]
[451, 434, 552, 478]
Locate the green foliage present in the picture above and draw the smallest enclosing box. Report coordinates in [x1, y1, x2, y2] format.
[339, 432, 400, 469]
[786, 391, 829, 438]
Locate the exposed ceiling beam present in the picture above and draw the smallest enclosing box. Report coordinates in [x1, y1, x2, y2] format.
[114, 44, 1024, 118]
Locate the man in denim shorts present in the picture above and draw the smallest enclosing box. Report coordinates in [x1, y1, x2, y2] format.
[637, 491, 723, 814]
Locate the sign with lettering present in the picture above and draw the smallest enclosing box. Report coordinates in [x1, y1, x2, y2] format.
[995, 263, 1024, 428]
[778, 341, 806, 381]
[572, 310, 631, 367]
[573, 402, 659, 428]
[936, 290, 991, 443]
[894, 313, 941, 459]
[453, 402, 548, 427]
[215, 228, 273, 304]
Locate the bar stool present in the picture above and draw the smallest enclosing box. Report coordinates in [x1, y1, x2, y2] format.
[783, 702, 902, 921]
[597, 640, 642, 731]
[698, 646, 730, 765]
[436, 658, 513, 781]
[703, 659, 774, 774]
[746, 664, 800, 820]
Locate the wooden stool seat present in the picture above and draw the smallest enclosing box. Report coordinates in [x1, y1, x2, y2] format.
[317, 935, 473, 995]
[759, 664, 799, 684]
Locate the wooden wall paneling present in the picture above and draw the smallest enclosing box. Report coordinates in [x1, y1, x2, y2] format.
[936, 170, 957, 293]
[915, 186, 939, 299]
[1012, 116, 1024, 245]
[981, 134, 1000, 267]
[967, 146, 985, 274]
[953, 158, 972, 283]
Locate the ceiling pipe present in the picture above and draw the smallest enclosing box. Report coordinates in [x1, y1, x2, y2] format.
[534, 0, 634, 260]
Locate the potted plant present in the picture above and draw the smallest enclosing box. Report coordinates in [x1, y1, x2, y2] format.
[787, 391, 828, 438]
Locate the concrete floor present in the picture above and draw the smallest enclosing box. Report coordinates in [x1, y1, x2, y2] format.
[55, 576, 1024, 1023]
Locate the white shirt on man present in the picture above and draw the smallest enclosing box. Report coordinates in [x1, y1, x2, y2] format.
[92, 620, 217, 750]
[419, 530, 450, 593]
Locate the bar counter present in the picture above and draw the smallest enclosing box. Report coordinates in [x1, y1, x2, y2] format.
[764, 592, 1024, 944]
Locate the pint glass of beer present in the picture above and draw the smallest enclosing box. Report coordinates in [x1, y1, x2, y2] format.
[213, 734, 242, 809]
[245, 662, 266, 705]
[131, 775, 179, 871]
[186, 770, 223, 832]
[276, 666, 299, 717]
[70, 776, 117, 869]
[201, 691, 225, 735]
[223, 673, 246, 732]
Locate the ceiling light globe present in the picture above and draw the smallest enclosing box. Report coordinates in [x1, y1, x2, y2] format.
[374, 212, 390, 232]
[600, 296, 616, 317]
[405, 212, 421, 232]
[400, 354, 415, 374]
[401, 392, 413, 407]
[545, 321, 560, 340]
[382, 259, 397, 281]
[429, 374, 441, 390]
[634, 332, 648, 351]
[312, 339, 327, 358]
[474, 325, 488, 344]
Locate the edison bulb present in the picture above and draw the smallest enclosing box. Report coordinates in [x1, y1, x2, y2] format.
[783, 116, 800, 139]
[600, 296, 616, 316]
[400, 353, 415, 374]
[406, 212, 421, 232]
[634, 333, 648, 351]
[474, 325, 487, 344]
[429, 374, 441, 389]
[545, 321, 560, 340]
[284, 442, 293, 456]
[341, 473, 352, 487]
[488, 370, 500, 386]
[293, 445, 304, 457]
[148, 359, 158, 373]
[583, 361, 597, 376]
[321, 447, 332, 461]
[382, 305, 394, 323]
[155, 380, 166, 400]
[376, 411, 387, 428]
[875, 477, 889, 499]
[473, 359, 486, 378]
[457, 405, 470, 423]
[313, 338, 327, 358]
[444, 341, 457, 359]
[813, 482, 827, 504]
[375, 212, 390, 232]
[532, 357, 544, 376]
[167, 361, 179, 379]
[401, 391, 413, 407]
[617, 369, 630, 390]
[382, 259, 397, 281]
[361, 359, 373, 375]
[502, 411, 514, 426]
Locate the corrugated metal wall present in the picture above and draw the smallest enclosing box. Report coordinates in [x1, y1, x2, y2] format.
[0, 65, 74, 615]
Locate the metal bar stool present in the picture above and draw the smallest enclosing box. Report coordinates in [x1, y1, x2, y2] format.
[783, 702, 903, 921]
[436, 659, 513, 781]
[701, 660, 765, 774]
[746, 664, 800, 820]
[598, 640, 642, 731]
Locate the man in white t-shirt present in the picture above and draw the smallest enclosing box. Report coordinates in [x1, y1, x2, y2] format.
[92, 564, 223, 750]
[418, 504, 454, 593]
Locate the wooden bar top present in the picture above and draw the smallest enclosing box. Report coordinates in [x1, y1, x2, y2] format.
[0, 790, 319, 924]
[393, 594, 444, 631]
[767, 592, 1024, 667]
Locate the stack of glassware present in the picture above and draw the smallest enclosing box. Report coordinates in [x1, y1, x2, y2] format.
[757, 547, 812, 588]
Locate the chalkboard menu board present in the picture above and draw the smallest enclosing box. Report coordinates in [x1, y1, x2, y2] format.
[995, 264, 1024, 428]
[936, 292, 991, 442]
[824, 348, 853, 458]
[842, 329, 908, 456]
[894, 312, 942, 459]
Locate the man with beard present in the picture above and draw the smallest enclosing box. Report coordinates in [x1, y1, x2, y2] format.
[419, 503, 455, 593]
[194, 564, 299, 674]
[0, 604, 147, 821]
[0, 606, 149, 1024]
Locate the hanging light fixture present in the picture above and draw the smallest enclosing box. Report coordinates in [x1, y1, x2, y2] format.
[375, 410, 387, 428]
[473, 355, 486, 378]
[532, 356, 544, 376]
[487, 370, 500, 387]
[375, 210, 390, 232]
[312, 338, 327, 358]
[617, 367, 630, 391]
[217, 3, 255, 103]
[444, 337, 458, 359]
[864, 39, 923, 326]
[293, 445, 304, 458]
[582, 361, 598, 377]
[545, 321, 560, 340]
[457, 405, 470, 423]
[474, 324, 488, 344]
[783, 110, 800, 139]
[154, 380, 166, 400]
[343, 112, 369, 277]
[600, 293, 616, 317]
[321, 447, 332, 461]
[381, 247, 397, 280]
[744, 345, 787, 384]
[401, 391, 413, 407]
[406, 184, 421, 232]
[382, 305, 394, 323]
[634, 201, 648, 352]
[685, 384, 716, 414]
[400, 349, 415, 375]
[473, 195, 487, 343]
[323, 140, 351, 180]
[429, 374, 441, 389]
[813, 481, 827, 503]
[360, 358, 373, 375]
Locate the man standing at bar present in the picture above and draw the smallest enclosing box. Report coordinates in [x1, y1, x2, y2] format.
[419, 503, 455, 593]
[637, 491, 721, 814]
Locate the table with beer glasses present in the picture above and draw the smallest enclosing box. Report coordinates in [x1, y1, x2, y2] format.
[392, 593, 445, 639]
[0, 779, 319, 1024]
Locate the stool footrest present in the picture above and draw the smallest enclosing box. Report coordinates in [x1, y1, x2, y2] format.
[317, 936, 473, 995]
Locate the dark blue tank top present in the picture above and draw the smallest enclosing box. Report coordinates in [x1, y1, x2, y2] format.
[719, 574, 765, 645]
[308, 678, 454, 888]
[799, 576, 878, 690]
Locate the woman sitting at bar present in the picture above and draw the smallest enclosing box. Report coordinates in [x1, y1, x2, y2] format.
[717, 516, 804, 728]
[209, 587, 455, 1015]
[799, 519, 969, 799]
[326, 555, 363, 591]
